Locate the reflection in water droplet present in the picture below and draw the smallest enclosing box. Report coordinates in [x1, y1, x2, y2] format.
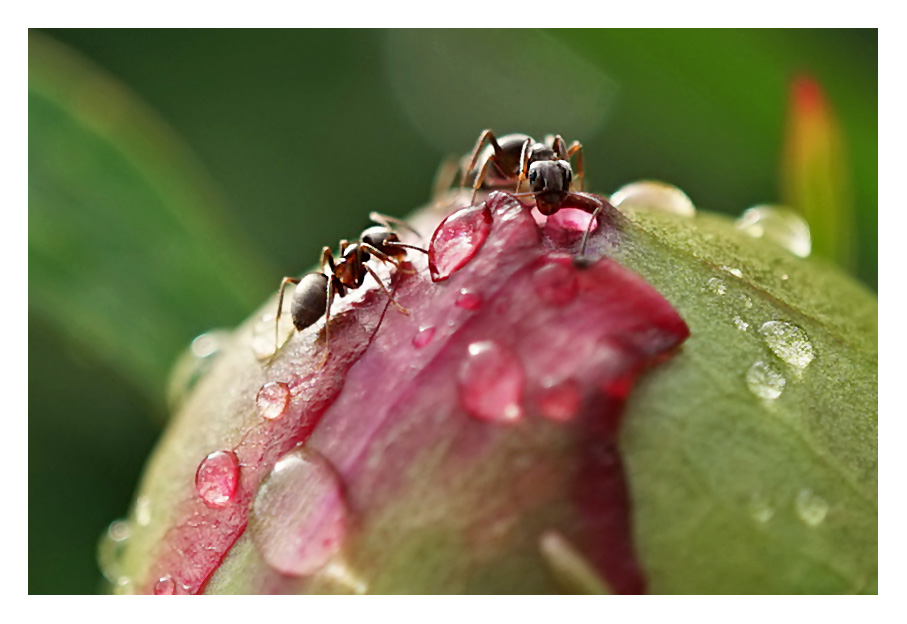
[795, 489, 829, 526]
[735, 205, 811, 258]
[256, 381, 291, 420]
[733, 316, 750, 332]
[428, 204, 493, 282]
[538, 530, 611, 594]
[97, 519, 130, 583]
[458, 341, 525, 423]
[537, 379, 582, 422]
[135, 495, 152, 527]
[455, 289, 483, 310]
[706, 277, 727, 295]
[532, 260, 579, 306]
[610, 180, 696, 217]
[250, 446, 348, 577]
[412, 326, 436, 348]
[748, 493, 774, 524]
[195, 450, 240, 508]
[746, 361, 786, 400]
[759, 321, 815, 374]
[153, 576, 176, 595]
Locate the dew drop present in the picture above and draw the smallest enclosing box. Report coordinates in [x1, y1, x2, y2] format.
[759, 321, 815, 374]
[167, 330, 228, 411]
[532, 260, 579, 306]
[455, 289, 483, 310]
[706, 277, 727, 295]
[795, 489, 829, 526]
[428, 204, 493, 282]
[537, 379, 582, 422]
[195, 450, 240, 508]
[458, 341, 525, 423]
[250, 446, 348, 577]
[746, 360, 786, 400]
[735, 204, 811, 258]
[748, 493, 774, 524]
[256, 381, 291, 420]
[412, 326, 436, 348]
[97, 519, 130, 583]
[153, 576, 176, 595]
[134, 494, 152, 527]
[722, 266, 743, 278]
[610, 180, 696, 217]
[733, 316, 749, 331]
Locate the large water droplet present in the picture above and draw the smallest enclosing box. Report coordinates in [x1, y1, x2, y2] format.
[195, 450, 240, 508]
[610, 180, 696, 218]
[250, 446, 348, 577]
[735, 205, 811, 258]
[537, 378, 582, 422]
[458, 340, 525, 423]
[428, 204, 493, 282]
[412, 325, 436, 348]
[532, 259, 579, 306]
[759, 321, 815, 375]
[746, 360, 786, 400]
[455, 289, 483, 310]
[795, 489, 829, 526]
[97, 519, 130, 583]
[256, 381, 291, 420]
[153, 576, 176, 595]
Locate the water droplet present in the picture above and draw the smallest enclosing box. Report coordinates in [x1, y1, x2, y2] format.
[256, 381, 291, 420]
[795, 489, 829, 526]
[759, 321, 815, 375]
[97, 519, 130, 583]
[545, 207, 596, 232]
[532, 259, 579, 306]
[748, 493, 774, 524]
[412, 326, 436, 348]
[733, 316, 750, 331]
[537, 379, 582, 422]
[610, 180, 696, 218]
[722, 266, 743, 278]
[458, 341, 525, 423]
[706, 277, 727, 295]
[167, 330, 229, 411]
[455, 289, 483, 310]
[134, 495, 152, 527]
[428, 204, 493, 282]
[735, 205, 811, 258]
[195, 450, 240, 508]
[746, 360, 786, 400]
[153, 576, 176, 595]
[250, 446, 348, 577]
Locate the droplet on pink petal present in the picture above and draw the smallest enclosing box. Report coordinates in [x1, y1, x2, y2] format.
[458, 340, 525, 423]
[250, 446, 348, 577]
[412, 326, 436, 349]
[153, 576, 176, 595]
[195, 450, 240, 508]
[537, 378, 582, 423]
[455, 289, 483, 310]
[532, 257, 579, 306]
[428, 204, 493, 282]
[256, 381, 290, 420]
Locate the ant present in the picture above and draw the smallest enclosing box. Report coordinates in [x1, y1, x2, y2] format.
[459, 129, 613, 254]
[272, 213, 427, 363]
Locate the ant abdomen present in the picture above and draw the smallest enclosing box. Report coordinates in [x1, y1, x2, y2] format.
[290, 272, 329, 331]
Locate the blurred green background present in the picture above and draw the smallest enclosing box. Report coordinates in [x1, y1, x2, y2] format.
[28, 29, 877, 594]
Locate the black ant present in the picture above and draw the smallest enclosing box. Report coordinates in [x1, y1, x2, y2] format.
[272, 213, 427, 363]
[459, 129, 612, 254]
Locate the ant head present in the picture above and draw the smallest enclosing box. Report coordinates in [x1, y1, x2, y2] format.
[361, 226, 398, 250]
[528, 160, 573, 215]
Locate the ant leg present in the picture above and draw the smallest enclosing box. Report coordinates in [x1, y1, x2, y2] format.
[383, 241, 428, 255]
[567, 141, 585, 191]
[273, 276, 301, 358]
[360, 242, 416, 274]
[514, 137, 532, 193]
[321, 246, 337, 274]
[369, 212, 423, 239]
[579, 195, 604, 256]
[363, 263, 409, 315]
[319, 277, 337, 368]
[460, 129, 503, 188]
[470, 157, 496, 204]
[549, 134, 568, 160]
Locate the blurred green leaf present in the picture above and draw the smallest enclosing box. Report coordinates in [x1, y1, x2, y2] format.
[611, 208, 876, 593]
[28, 34, 274, 407]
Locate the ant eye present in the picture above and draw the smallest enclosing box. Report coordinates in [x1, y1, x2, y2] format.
[528, 171, 537, 183]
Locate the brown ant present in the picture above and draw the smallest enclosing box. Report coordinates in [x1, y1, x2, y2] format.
[272, 213, 427, 363]
[459, 129, 613, 253]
